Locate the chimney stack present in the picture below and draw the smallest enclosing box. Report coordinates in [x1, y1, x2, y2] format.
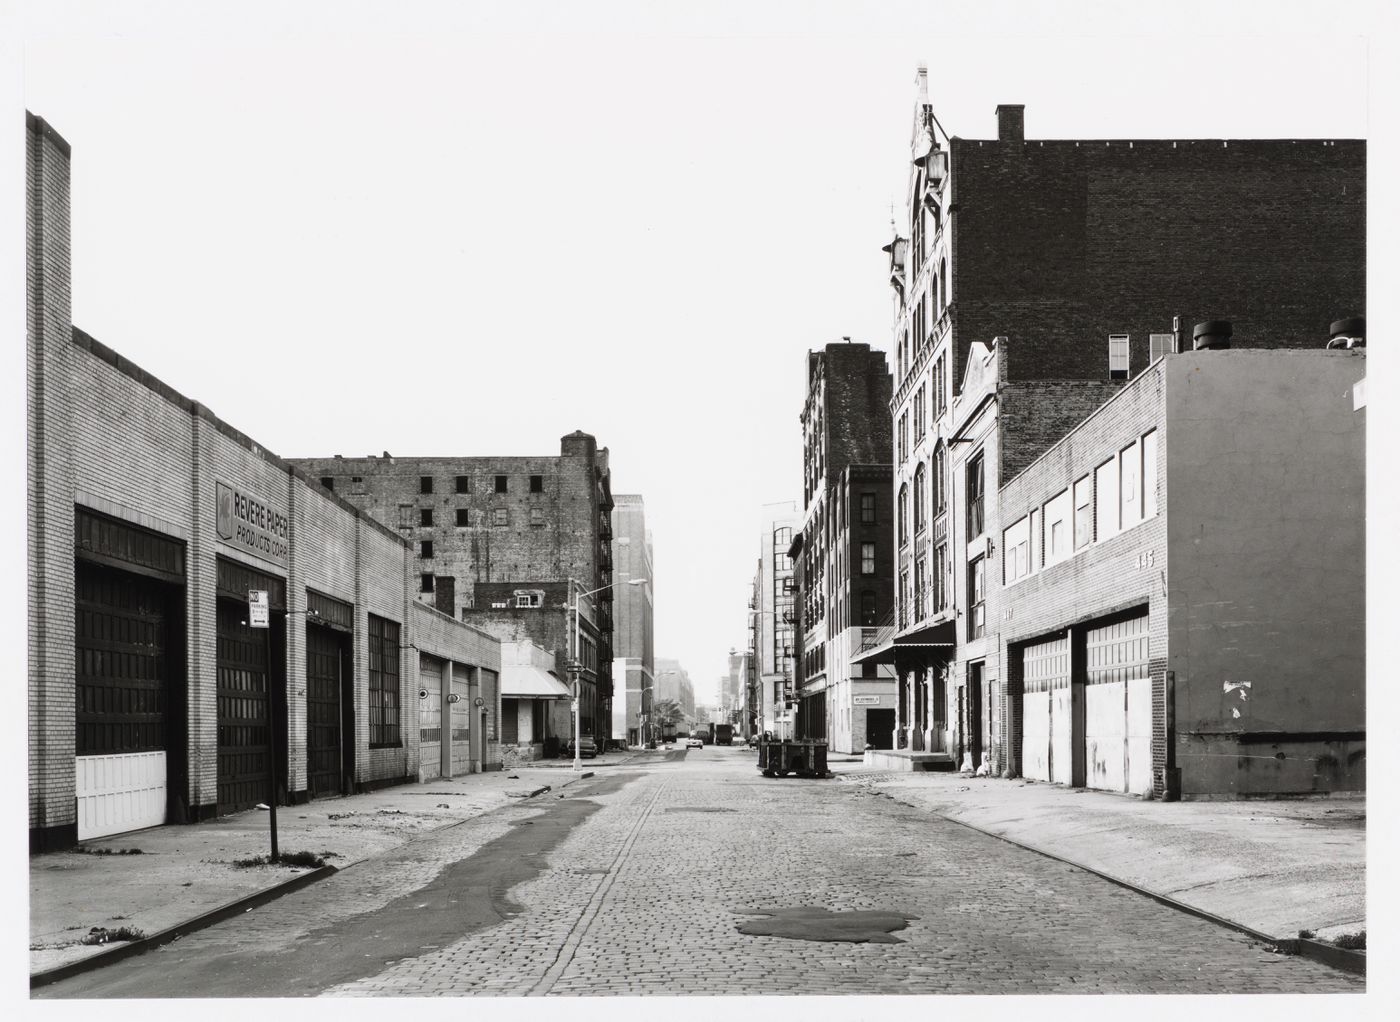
[995, 104, 1025, 142]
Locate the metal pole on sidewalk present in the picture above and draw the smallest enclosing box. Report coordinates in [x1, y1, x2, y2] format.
[267, 627, 279, 861]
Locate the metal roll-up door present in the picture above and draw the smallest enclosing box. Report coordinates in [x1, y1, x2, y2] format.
[75, 562, 171, 839]
[1085, 614, 1151, 795]
[305, 590, 353, 799]
[215, 559, 286, 813]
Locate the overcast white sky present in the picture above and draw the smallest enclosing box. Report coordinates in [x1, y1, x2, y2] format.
[6, 0, 1392, 705]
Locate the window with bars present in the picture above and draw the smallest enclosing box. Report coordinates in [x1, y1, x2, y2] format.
[368, 614, 401, 748]
[420, 540, 434, 558]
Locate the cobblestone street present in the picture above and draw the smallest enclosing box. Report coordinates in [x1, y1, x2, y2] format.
[37, 749, 1361, 998]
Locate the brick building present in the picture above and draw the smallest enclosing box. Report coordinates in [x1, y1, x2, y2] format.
[749, 502, 799, 738]
[290, 436, 617, 744]
[873, 67, 1365, 780]
[789, 342, 897, 753]
[610, 495, 654, 745]
[999, 344, 1365, 798]
[27, 113, 502, 851]
[653, 657, 695, 723]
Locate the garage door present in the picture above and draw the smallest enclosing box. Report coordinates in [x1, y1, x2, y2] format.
[419, 655, 443, 782]
[1022, 635, 1070, 784]
[75, 562, 172, 840]
[1085, 615, 1151, 795]
[306, 623, 346, 798]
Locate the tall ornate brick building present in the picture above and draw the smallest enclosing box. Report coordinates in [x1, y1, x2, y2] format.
[874, 67, 1365, 792]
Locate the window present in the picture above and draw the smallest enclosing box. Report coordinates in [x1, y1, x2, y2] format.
[1044, 489, 1071, 566]
[966, 452, 985, 538]
[860, 493, 876, 525]
[860, 590, 877, 626]
[1120, 440, 1140, 527]
[914, 557, 927, 620]
[319, 476, 334, 490]
[1003, 516, 1031, 584]
[934, 542, 948, 611]
[420, 508, 433, 527]
[530, 475, 543, 493]
[913, 385, 925, 440]
[934, 446, 946, 512]
[455, 475, 470, 494]
[529, 507, 546, 528]
[368, 615, 401, 748]
[1029, 509, 1040, 573]
[861, 542, 876, 575]
[515, 592, 541, 608]
[456, 508, 470, 527]
[420, 573, 434, 592]
[1109, 334, 1130, 380]
[1095, 459, 1118, 541]
[420, 540, 433, 559]
[1074, 475, 1093, 550]
[898, 484, 909, 545]
[968, 556, 986, 639]
[933, 354, 947, 418]
[913, 463, 926, 534]
[897, 412, 909, 463]
[1149, 333, 1174, 363]
[420, 476, 433, 495]
[1142, 430, 1158, 518]
[495, 475, 508, 493]
[493, 508, 509, 527]
[939, 259, 948, 312]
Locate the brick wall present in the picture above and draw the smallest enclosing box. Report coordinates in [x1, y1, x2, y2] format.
[949, 137, 1366, 392]
[997, 363, 1169, 789]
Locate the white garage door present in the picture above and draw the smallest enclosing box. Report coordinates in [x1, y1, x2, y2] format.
[1085, 615, 1152, 796]
[1022, 636, 1070, 784]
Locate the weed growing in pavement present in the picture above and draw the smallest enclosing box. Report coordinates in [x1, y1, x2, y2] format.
[80, 926, 146, 945]
[1332, 931, 1366, 950]
[1297, 929, 1316, 939]
[231, 851, 327, 869]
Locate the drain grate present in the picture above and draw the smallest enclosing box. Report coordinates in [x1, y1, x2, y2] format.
[733, 905, 919, 944]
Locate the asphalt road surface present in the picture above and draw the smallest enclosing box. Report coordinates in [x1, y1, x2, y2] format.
[36, 746, 1361, 997]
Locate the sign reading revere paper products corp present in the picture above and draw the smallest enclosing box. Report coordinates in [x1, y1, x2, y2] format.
[216, 480, 289, 568]
[852, 695, 881, 706]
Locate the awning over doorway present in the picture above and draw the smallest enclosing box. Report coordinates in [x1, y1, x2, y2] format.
[502, 665, 572, 699]
[849, 619, 956, 667]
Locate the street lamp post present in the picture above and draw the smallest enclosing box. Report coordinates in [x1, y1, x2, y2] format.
[569, 576, 646, 771]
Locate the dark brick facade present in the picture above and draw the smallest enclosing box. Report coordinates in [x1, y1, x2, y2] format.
[948, 137, 1366, 393]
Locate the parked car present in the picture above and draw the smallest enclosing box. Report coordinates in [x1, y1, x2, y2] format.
[684, 736, 703, 749]
[566, 737, 598, 759]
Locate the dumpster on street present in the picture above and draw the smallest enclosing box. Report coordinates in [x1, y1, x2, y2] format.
[757, 738, 828, 778]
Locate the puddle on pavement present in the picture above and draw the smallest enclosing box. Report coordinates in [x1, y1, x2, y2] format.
[734, 905, 919, 944]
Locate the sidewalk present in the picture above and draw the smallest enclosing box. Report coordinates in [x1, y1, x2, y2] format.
[29, 748, 649, 979]
[830, 763, 1365, 944]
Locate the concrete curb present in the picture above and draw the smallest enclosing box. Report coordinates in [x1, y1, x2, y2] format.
[30, 863, 339, 989]
[858, 783, 1366, 979]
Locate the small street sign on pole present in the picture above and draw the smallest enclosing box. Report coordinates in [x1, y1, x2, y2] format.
[248, 590, 278, 860]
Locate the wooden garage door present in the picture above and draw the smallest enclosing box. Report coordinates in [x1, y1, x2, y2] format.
[1022, 635, 1070, 784]
[1085, 614, 1151, 795]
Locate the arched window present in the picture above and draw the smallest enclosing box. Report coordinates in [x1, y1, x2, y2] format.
[913, 462, 926, 534]
[898, 483, 909, 546]
[939, 258, 948, 313]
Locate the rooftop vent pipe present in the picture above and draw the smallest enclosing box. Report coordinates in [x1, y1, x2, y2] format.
[1327, 317, 1365, 349]
[1192, 320, 1232, 351]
